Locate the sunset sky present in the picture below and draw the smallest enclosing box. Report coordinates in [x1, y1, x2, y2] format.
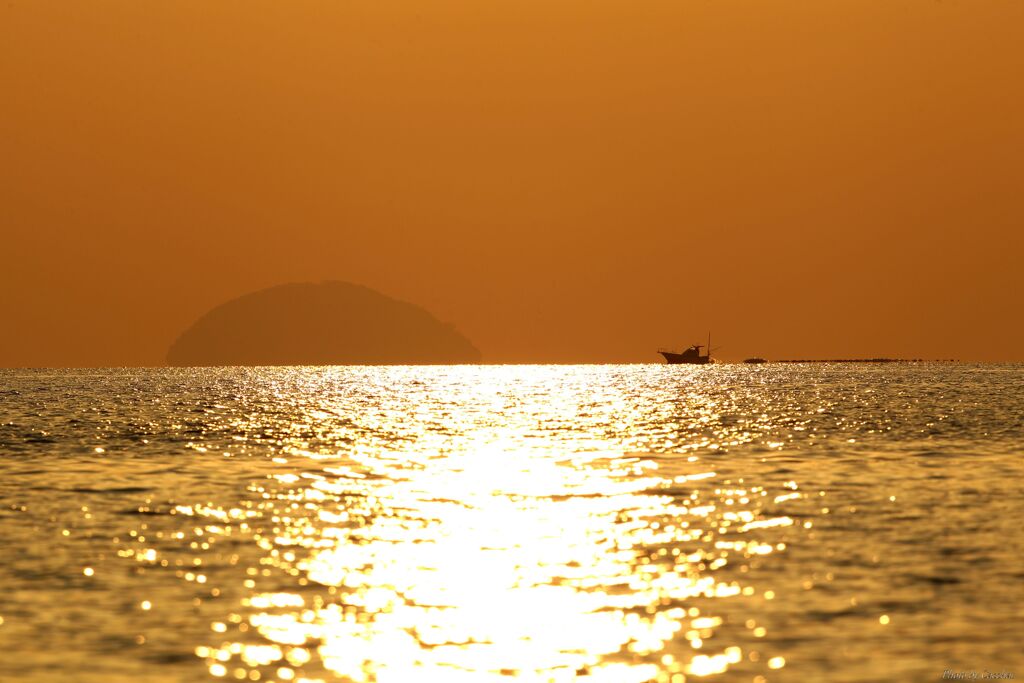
[2, 0, 1022, 365]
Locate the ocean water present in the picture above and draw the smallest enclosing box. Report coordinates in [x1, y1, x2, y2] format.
[0, 364, 1021, 683]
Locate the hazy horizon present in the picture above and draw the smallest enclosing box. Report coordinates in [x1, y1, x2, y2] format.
[0, 277, 1016, 366]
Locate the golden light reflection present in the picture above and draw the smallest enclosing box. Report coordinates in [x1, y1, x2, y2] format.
[110, 367, 809, 682]
[180, 441, 802, 682]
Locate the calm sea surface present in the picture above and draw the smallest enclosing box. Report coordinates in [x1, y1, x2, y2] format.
[0, 365, 1021, 683]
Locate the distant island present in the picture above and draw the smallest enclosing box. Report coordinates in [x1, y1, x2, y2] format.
[167, 281, 481, 366]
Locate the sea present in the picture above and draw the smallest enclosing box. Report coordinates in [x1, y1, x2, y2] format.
[0, 364, 1021, 683]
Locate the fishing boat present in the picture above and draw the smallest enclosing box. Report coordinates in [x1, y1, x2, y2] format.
[658, 333, 713, 365]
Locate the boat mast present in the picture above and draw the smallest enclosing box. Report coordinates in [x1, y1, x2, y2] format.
[707, 331, 711, 360]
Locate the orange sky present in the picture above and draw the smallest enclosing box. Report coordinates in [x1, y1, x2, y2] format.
[2, 0, 1022, 365]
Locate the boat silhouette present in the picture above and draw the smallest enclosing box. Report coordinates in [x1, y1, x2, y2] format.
[658, 333, 713, 365]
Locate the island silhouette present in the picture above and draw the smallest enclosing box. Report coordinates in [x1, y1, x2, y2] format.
[166, 281, 481, 366]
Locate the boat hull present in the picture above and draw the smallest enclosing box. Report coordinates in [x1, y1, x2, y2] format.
[659, 351, 711, 365]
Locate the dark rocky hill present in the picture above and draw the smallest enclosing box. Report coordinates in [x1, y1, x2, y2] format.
[167, 282, 480, 366]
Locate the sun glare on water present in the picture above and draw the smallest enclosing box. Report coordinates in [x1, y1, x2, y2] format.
[211, 448, 779, 683]
[111, 367, 802, 682]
